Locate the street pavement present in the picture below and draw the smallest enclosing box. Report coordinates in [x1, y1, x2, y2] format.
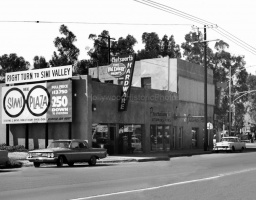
[8, 142, 256, 167]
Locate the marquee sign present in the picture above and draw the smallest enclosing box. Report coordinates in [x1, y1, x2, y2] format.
[2, 80, 72, 124]
[113, 54, 136, 111]
[5, 65, 72, 84]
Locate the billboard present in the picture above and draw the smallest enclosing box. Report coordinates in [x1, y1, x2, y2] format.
[5, 65, 72, 84]
[2, 80, 72, 124]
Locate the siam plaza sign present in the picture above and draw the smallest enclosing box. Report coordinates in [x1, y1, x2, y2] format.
[111, 54, 136, 111]
[5, 65, 72, 84]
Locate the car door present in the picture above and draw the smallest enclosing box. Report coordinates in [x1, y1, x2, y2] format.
[69, 141, 81, 162]
[78, 141, 91, 161]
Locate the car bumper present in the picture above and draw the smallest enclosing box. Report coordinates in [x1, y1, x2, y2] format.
[213, 147, 231, 151]
[26, 157, 58, 163]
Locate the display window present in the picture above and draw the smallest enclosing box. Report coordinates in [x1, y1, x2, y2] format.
[150, 125, 171, 151]
[118, 124, 143, 154]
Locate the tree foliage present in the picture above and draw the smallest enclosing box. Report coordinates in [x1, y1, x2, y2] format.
[49, 24, 80, 67]
[0, 53, 29, 82]
[181, 31, 248, 131]
[87, 30, 137, 66]
[137, 32, 181, 60]
[33, 56, 49, 69]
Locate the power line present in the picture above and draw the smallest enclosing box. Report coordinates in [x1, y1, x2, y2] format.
[0, 20, 192, 26]
[133, 0, 212, 25]
[134, 0, 256, 56]
[211, 28, 256, 55]
[140, 0, 216, 26]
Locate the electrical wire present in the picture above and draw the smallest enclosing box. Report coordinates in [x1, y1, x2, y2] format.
[0, 20, 192, 26]
[139, 0, 216, 26]
[212, 28, 256, 55]
[134, 0, 256, 56]
[133, 0, 213, 26]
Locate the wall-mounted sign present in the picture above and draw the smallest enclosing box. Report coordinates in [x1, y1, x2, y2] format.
[113, 54, 136, 111]
[5, 65, 72, 84]
[2, 80, 72, 124]
[107, 62, 126, 77]
[149, 107, 172, 123]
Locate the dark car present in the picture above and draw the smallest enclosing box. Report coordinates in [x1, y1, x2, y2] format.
[27, 139, 107, 168]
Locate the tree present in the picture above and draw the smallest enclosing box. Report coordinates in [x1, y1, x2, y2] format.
[159, 35, 181, 58]
[137, 32, 160, 60]
[49, 24, 80, 67]
[33, 56, 49, 69]
[137, 32, 181, 60]
[0, 53, 29, 82]
[181, 31, 248, 132]
[87, 30, 137, 66]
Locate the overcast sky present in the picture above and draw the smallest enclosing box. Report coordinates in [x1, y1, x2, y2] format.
[1, 0, 256, 74]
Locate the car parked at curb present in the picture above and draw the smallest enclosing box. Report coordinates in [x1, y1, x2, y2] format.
[26, 139, 107, 168]
[213, 136, 246, 152]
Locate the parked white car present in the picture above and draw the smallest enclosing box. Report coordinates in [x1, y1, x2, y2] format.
[131, 137, 142, 151]
[213, 136, 246, 152]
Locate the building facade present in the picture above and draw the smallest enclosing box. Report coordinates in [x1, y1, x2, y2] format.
[0, 58, 215, 154]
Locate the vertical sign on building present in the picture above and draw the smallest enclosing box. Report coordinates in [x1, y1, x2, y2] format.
[111, 54, 136, 111]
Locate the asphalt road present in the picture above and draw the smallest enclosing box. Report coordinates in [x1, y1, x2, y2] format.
[1, 151, 256, 200]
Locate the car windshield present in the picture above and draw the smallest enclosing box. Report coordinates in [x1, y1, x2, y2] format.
[48, 141, 70, 148]
[221, 138, 235, 142]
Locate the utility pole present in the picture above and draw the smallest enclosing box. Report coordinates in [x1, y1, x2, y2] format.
[229, 65, 232, 136]
[98, 35, 115, 65]
[203, 25, 208, 151]
[191, 26, 219, 151]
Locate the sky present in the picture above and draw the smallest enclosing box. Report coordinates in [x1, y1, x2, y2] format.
[1, 0, 256, 74]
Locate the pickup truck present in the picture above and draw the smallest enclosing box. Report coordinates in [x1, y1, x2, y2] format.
[213, 136, 246, 152]
[27, 139, 107, 167]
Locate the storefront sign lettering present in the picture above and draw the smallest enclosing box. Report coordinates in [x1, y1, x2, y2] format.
[107, 63, 126, 77]
[2, 80, 72, 124]
[5, 65, 72, 84]
[150, 107, 172, 123]
[116, 54, 136, 111]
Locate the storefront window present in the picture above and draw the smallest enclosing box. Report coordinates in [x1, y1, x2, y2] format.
[118, 124, 143, 154]
[151, 125, 171, 151]
[92, 124, 115, 155]
[178, 127, 183, 149]
[192, 128, 199, 148]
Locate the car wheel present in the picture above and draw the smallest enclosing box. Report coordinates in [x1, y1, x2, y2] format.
[68, 162, 74, 167]
[240, 147, 245, 152]
[57, 156, 65, 167]
[232, 146, 235, 152]
[88, 156, 97, 166]
[34, 162, 40, 168]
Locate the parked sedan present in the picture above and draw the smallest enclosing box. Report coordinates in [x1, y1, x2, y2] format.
[213, 136, 246, 152]
[27, 139, 107, 168]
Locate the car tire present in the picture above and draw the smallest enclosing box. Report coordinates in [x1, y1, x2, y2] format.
[34, 162, 40, 168]
[232, 146, 235, 152]
[88, 156, 97, 166]
[68, 162, 74, 167]
[57, 156, 65, 167]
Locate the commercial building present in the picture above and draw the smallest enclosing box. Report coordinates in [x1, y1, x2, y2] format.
[0, 58, 215, 154]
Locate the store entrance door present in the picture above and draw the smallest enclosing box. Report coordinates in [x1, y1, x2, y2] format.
[151, 125, 171, 151]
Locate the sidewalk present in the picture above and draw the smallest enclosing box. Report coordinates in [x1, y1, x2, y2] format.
[8, 146, 256, 167]
[8, 149, 214, 167]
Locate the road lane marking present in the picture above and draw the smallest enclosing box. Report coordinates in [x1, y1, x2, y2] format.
[70, 168, 256, 200]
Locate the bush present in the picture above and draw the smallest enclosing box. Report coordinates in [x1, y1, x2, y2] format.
[5, 159, 23, 168]
[0, 144, 28, 152]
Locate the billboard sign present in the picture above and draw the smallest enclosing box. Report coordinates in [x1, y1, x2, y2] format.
[5, 65, 72, 84]
[2, 80, 72, 124]
[111, 54, 136, 111]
